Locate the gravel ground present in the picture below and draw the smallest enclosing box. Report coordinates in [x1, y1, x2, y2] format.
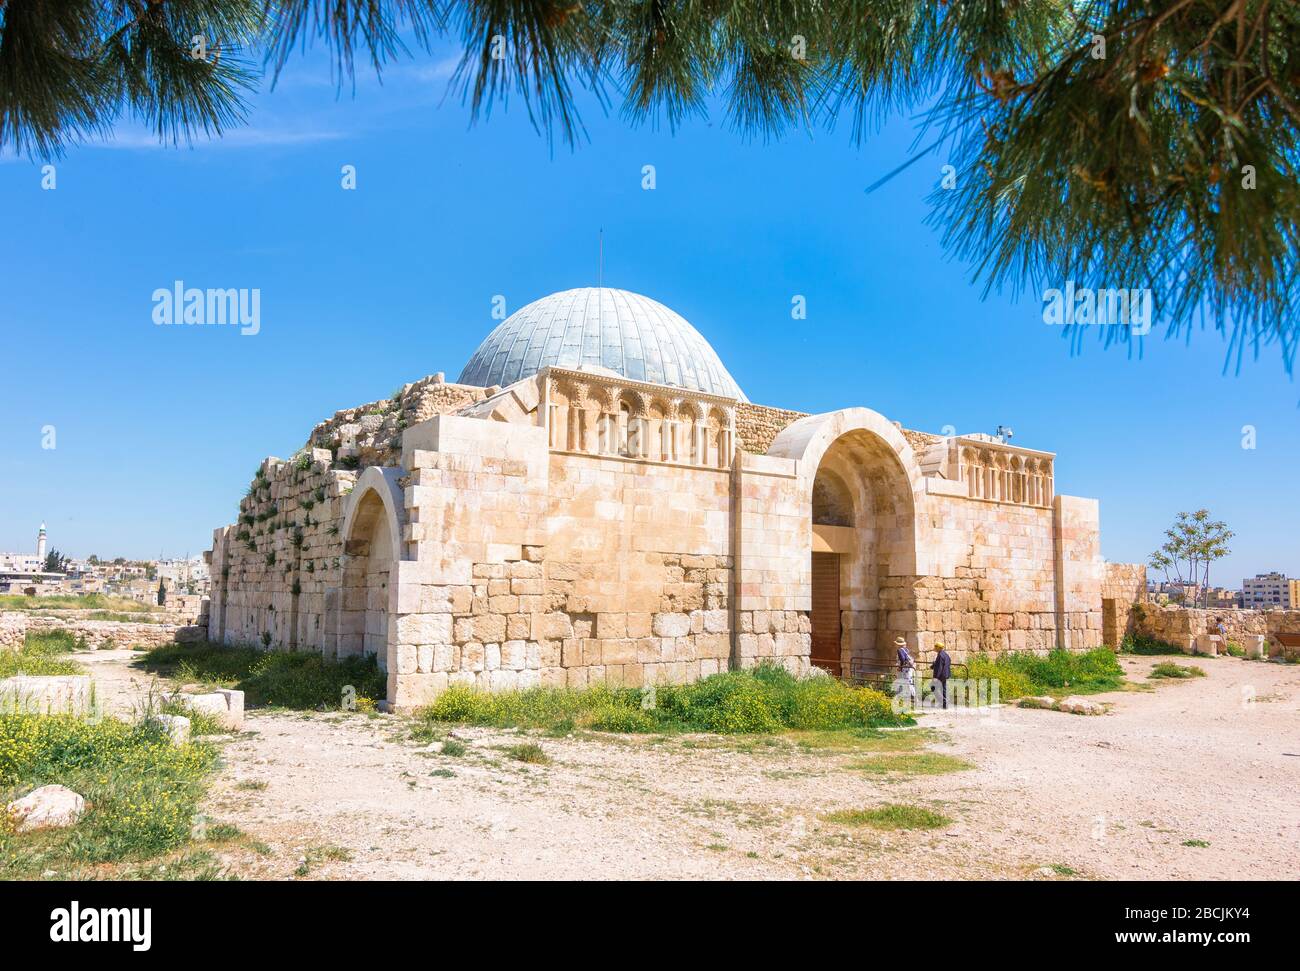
[77, 648, 1300, 880]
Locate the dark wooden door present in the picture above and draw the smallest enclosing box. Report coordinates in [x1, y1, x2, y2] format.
[810, 552, 842, 676]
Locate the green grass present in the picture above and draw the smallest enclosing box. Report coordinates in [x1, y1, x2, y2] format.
[1182, 839, 1210, 848]
[1048, 863, 1078, 876]
[1119, 634, 1186, 656]
[1149, 662, 1206, 679]
[0, 713, 218, 878]
[822, 803, 952, 831]
[0, 638, 84, 679]
[964, 647, 1125, 699]
[851, 753, 974, 776]
[505, 742, 550, 764]
[136, 641, 385, 711]
[0, 594, 160, 614]
[415, 664, 910, 737]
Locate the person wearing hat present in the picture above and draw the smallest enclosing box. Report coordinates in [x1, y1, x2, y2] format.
[930, 641, 952, 709]
[893, 636, 916, 707]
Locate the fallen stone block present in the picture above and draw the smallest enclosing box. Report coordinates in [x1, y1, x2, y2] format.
[1241, 635, 1266, 659]
[177, 688, 244, 731]
[1181, 637, 1196, 655]
[1017, 694, 1104, 715]
[1017, 695, 1058, 710]
[149, 713, 192, 745]
[1194, 634, 1220, 657]
[1057, 695, 1105, 715]
[6, 785, 86, 833]
[175, 625, 207, 643]
[0, 675, 93, 716]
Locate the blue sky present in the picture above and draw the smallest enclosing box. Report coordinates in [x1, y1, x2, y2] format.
[1, 46, 1296, 588]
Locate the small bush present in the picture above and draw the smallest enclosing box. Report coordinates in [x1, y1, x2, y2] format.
[966, 648, 1124, 698]
[506, 743, 549, 764]
[1149, 662, 1206, 679]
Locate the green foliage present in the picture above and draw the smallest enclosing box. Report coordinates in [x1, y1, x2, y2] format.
[822, 803, 952, 831]
[1120, 634, 1185, 655]
[965, 647, 1125, 699]
[0, 637, 84, 678]
[418, 664, 909, 736]
[1149, 662, 1206, 679]
[505, 742, 549, 764]
[0, 594, 155, 613]
[1149, 510, 1234, 607]
[137, 642, 385, 711]
[0, 714, 217, 874]
[4, 3, 1295, 370]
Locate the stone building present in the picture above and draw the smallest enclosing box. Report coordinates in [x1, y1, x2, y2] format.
[207, 288, 1105, 708]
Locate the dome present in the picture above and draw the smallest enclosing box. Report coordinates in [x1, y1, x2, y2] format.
[458, 288, 747, 401]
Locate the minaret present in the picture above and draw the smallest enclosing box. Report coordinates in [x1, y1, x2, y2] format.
[36, 523, 47, 564]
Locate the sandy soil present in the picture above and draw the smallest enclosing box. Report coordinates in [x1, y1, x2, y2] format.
[77, 649, 1300, 880]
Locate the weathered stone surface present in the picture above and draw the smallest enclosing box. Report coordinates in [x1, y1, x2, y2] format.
[150, 713, 192, 745]
[179, 688, 244, 731]
[0, 675, 93, 716]
[7, 785, 86, 832]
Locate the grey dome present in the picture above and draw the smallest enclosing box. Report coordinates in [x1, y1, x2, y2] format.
[458, 288, 747, 401]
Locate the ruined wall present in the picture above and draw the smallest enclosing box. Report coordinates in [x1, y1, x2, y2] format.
[0, 611, 202, 650]
[735, 402, 807, 455]
[1101, 562, 1148, 648]
[0, 612, 26, 650]
[1131, 604, 1300, 657]
[308, 374, 490, 470]
[212, 450, 355, 652]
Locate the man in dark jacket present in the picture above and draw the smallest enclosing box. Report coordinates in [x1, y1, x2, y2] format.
[930, 642, 952, 709]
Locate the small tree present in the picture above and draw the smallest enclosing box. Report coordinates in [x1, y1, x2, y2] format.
[1149, 510, 1234, 609]
[43, 549, 69, 573]
[157, 579, 167, 606]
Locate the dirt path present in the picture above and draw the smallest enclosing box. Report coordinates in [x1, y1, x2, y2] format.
[80, 650, 1300, 880]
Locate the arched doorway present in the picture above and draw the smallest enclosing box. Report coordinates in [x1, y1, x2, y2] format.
[340, 489, 396, 671]
[768, 409, 922, 680]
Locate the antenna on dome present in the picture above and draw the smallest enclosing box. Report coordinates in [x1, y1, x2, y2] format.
[598, 227, 604, 289]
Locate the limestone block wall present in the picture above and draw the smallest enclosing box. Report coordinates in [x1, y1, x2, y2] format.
[732, 452, 812, 672]
[1131, 604, 1300, 657]
[0, 612, 28, 650]
[915, 493, 1097, 660]
[385, 411, 744, 706]
[211, 449, 355, 652]
[1101, 562, 1148, 647]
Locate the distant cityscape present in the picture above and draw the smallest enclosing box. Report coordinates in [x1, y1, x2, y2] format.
[1147, 571, 1300, 610]
[0, 523, 210, 602]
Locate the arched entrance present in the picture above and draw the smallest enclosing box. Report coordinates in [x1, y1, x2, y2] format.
[338, 468, 405, 673]
[769, 409, 922, 679]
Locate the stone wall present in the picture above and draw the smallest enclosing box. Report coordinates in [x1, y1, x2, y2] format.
[0, 612, 27, 650]
[1131, 604, 1300, 657]
[1, 611, 199, 650]
[735, 402, 807, 455]
[1101, 562, 1147, 648]
[210, 449, 355, 651]
[308, 374, 490, 470]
